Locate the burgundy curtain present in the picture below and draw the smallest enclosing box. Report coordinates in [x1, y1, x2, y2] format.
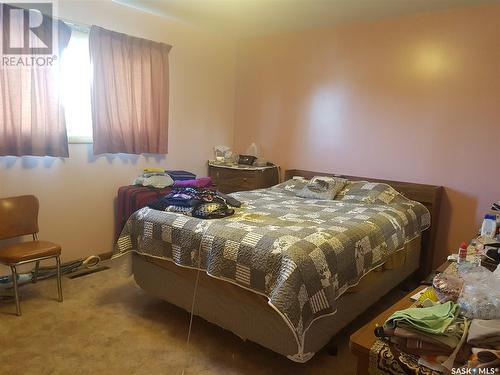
[89, 26, 171, 155]
[0, 5, 71, 157]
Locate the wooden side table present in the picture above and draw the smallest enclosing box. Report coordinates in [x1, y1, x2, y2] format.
[349, 261, 452, 374]
[349, 286, 426, 375]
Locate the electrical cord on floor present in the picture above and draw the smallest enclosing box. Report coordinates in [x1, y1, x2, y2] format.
[0, 255, 101, 288]
[83, 255, 101, 268]
[32, 255, 101, 281]
[182, 231, 205, 375]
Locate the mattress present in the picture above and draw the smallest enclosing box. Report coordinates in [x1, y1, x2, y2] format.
[132, 235, 421, 361]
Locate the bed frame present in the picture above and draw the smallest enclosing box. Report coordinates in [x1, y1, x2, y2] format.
[131, 169, 443, 362]
[284, 169, 443, 278]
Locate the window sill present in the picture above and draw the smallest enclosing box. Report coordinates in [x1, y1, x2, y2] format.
[68, 136, 93, 144]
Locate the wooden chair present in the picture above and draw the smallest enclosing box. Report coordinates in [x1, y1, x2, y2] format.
[0, 195, 62, 316]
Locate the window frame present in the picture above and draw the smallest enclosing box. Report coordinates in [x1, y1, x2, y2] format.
[68, 135, 93, 144]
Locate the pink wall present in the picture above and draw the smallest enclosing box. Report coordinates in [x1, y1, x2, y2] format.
[233, 4, 500, 267]
[0, 0, 235, 274]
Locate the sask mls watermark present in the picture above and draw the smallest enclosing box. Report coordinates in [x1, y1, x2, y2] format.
[452, 368, 499, 374]
[1, 2, 58, 67]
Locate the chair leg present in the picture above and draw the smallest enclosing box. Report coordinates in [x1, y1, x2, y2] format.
[56, 256, 63, 302]
[10, 265, 21, 316]
[33, 261, 40, 283]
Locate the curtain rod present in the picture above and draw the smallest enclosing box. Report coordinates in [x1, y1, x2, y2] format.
[12, 4, 92, 32]
[58, 16, 91, 33]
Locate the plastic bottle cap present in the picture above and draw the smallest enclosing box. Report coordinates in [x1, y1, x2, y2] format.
[460, 242, 468, 249]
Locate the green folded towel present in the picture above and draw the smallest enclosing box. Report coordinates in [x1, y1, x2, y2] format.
[384, 301, 458, 335]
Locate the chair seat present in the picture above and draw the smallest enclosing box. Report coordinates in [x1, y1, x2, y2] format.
[0, 240, 61, 264]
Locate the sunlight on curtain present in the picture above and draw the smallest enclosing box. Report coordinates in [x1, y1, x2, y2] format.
[89, 26, 171, 154]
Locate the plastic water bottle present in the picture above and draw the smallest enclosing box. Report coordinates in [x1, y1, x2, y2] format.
[481, 214, 497, 238]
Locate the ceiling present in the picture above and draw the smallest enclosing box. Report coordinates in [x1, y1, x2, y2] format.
[113, 0, 497, 38]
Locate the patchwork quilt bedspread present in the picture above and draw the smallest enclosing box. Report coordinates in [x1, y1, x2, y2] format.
[115, 179, 430, 352]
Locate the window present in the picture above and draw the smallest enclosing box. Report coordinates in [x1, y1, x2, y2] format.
[60, 25, 171, 151]
[60, 28, 93, 143]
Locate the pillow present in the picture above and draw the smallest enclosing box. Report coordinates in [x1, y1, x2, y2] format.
[271, 178, 309, 192]
[336, 181, 402, 204]
[292, 176, 309, 181]
[296, 176, 347, 200]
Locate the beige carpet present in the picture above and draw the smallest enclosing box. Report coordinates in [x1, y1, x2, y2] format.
[0, 258, 405, 375]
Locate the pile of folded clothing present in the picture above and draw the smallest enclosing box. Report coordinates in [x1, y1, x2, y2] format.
[167, 170, 198, 181]
[376, 264, 500, 372]
[147, 178, 241, 219]
[380, 302, 470, 371]
[172, 177, 212, 189]
[467, 319, 500, 369]
[132, 168, 196, 188]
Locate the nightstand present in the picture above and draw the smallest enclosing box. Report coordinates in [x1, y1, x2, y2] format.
[208, 161, 280, 194]
[349, 261, 452, 375]
[349, 286, 426, 375]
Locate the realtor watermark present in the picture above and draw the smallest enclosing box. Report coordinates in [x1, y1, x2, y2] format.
[2, 54, 57, 66]
[1, 1, 57, 67]
[452, 368, 499, 374]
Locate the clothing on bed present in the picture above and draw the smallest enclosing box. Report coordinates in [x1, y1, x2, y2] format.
[148, 197, 193, 210]
[148, 188, 209, 210]
[192, 201, 235, 219]
[115, 178, 430, 351]
[165, 206, 193, 215]
[217, 192, 242, 208]
[147, 187, 239, 219]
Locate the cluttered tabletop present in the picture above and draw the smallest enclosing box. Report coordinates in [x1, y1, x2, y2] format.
[350, 205, 500, 374]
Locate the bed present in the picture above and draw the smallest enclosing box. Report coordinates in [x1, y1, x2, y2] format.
[114, 169, 442, 362]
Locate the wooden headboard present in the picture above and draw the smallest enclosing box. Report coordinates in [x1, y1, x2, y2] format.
[284, 169, 443, 279]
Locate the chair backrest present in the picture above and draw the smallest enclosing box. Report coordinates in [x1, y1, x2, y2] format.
[0, 195, 39, 240]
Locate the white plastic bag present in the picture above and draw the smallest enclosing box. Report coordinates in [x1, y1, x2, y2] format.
[457, 266, 500, 319]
